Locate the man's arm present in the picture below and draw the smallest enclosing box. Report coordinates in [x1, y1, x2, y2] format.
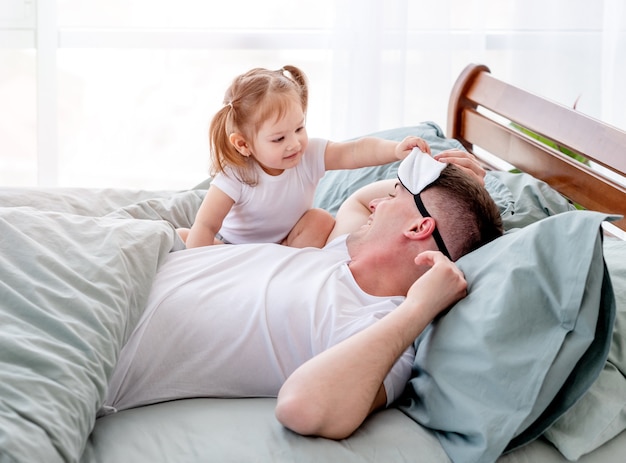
[275, 251, 467, 439]
[326, 179, 397, 243]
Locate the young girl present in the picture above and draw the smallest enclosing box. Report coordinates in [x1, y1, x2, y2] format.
[179, 65, 430, 249]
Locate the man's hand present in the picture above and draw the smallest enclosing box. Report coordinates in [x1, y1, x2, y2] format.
[407, 250, 467, 320]
[435, 149, 486, 185]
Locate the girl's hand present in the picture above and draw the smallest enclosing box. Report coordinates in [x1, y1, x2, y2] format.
[395, 136, 431, 160]
[434, 149, 486, 186]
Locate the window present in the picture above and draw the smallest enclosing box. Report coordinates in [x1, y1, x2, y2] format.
[1, 0, 624, 189]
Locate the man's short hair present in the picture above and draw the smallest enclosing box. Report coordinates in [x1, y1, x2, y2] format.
[424, 164, 503, 261]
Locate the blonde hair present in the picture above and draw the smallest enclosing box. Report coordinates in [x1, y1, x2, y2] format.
[208, 65, 309, 185]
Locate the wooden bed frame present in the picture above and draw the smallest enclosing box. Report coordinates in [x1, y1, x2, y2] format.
[447, 63, 626, 232]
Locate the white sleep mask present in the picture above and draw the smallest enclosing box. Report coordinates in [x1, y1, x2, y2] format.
[397, 148, 451, 259]
[397, 148, 447, 195]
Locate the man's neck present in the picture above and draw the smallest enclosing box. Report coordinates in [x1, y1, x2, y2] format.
[347, 254, 410, 298]
[346, 236, 423, 297]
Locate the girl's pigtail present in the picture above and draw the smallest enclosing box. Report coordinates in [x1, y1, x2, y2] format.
[209, 101, 255, 184]
[208, 105, 234, 177]
[281, 65, 308, 113]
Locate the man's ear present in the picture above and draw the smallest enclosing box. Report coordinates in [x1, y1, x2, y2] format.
[404, 217, 436, 241]
[229, 133, 250, 156]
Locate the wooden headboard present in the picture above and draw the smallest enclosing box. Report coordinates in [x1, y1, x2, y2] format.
[447, 63, 626, 232]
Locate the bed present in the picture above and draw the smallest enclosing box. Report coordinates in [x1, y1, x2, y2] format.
[1, 63, 625, 463]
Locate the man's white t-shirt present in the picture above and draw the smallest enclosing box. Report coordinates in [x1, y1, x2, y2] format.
[211, 137, 328, 244]
[103, 236, 414, 413]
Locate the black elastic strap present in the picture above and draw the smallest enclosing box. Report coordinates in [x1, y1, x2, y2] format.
[413, 193, 452, 260]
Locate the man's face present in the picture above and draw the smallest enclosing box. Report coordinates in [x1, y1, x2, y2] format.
[355, 182, 419, 240]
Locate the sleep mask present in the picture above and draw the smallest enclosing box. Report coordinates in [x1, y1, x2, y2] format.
[397, 148, 451, 259]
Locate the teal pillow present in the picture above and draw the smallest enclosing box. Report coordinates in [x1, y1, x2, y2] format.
[485, 170, 575, 230]
[0, 208, 175, 462]
[313, 121, 465, 215]
[543, 236, 626, 459]
[398, 211, 616, 463]
[313, 123, 574, 231]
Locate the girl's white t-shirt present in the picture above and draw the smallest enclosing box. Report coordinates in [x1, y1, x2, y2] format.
[211, 138, 327, 244]
[103, 236, 414, 413]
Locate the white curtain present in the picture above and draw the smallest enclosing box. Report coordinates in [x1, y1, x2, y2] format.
[329, 0, 407, 139]
[1, 0, 625, 188]
[602, 0, 626, 129]
[327, 0, 626, 140]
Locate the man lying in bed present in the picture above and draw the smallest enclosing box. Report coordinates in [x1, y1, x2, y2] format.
[101, 149, 502, 439]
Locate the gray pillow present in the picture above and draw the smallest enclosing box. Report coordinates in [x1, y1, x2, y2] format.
[543, 236, 626, 459]
[313, 123, 574, 230]
[313, 121, 465, 215]
[398, 211, 616, 463]
[484, 170, 575, 230]
[0, 208, 176, 462]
